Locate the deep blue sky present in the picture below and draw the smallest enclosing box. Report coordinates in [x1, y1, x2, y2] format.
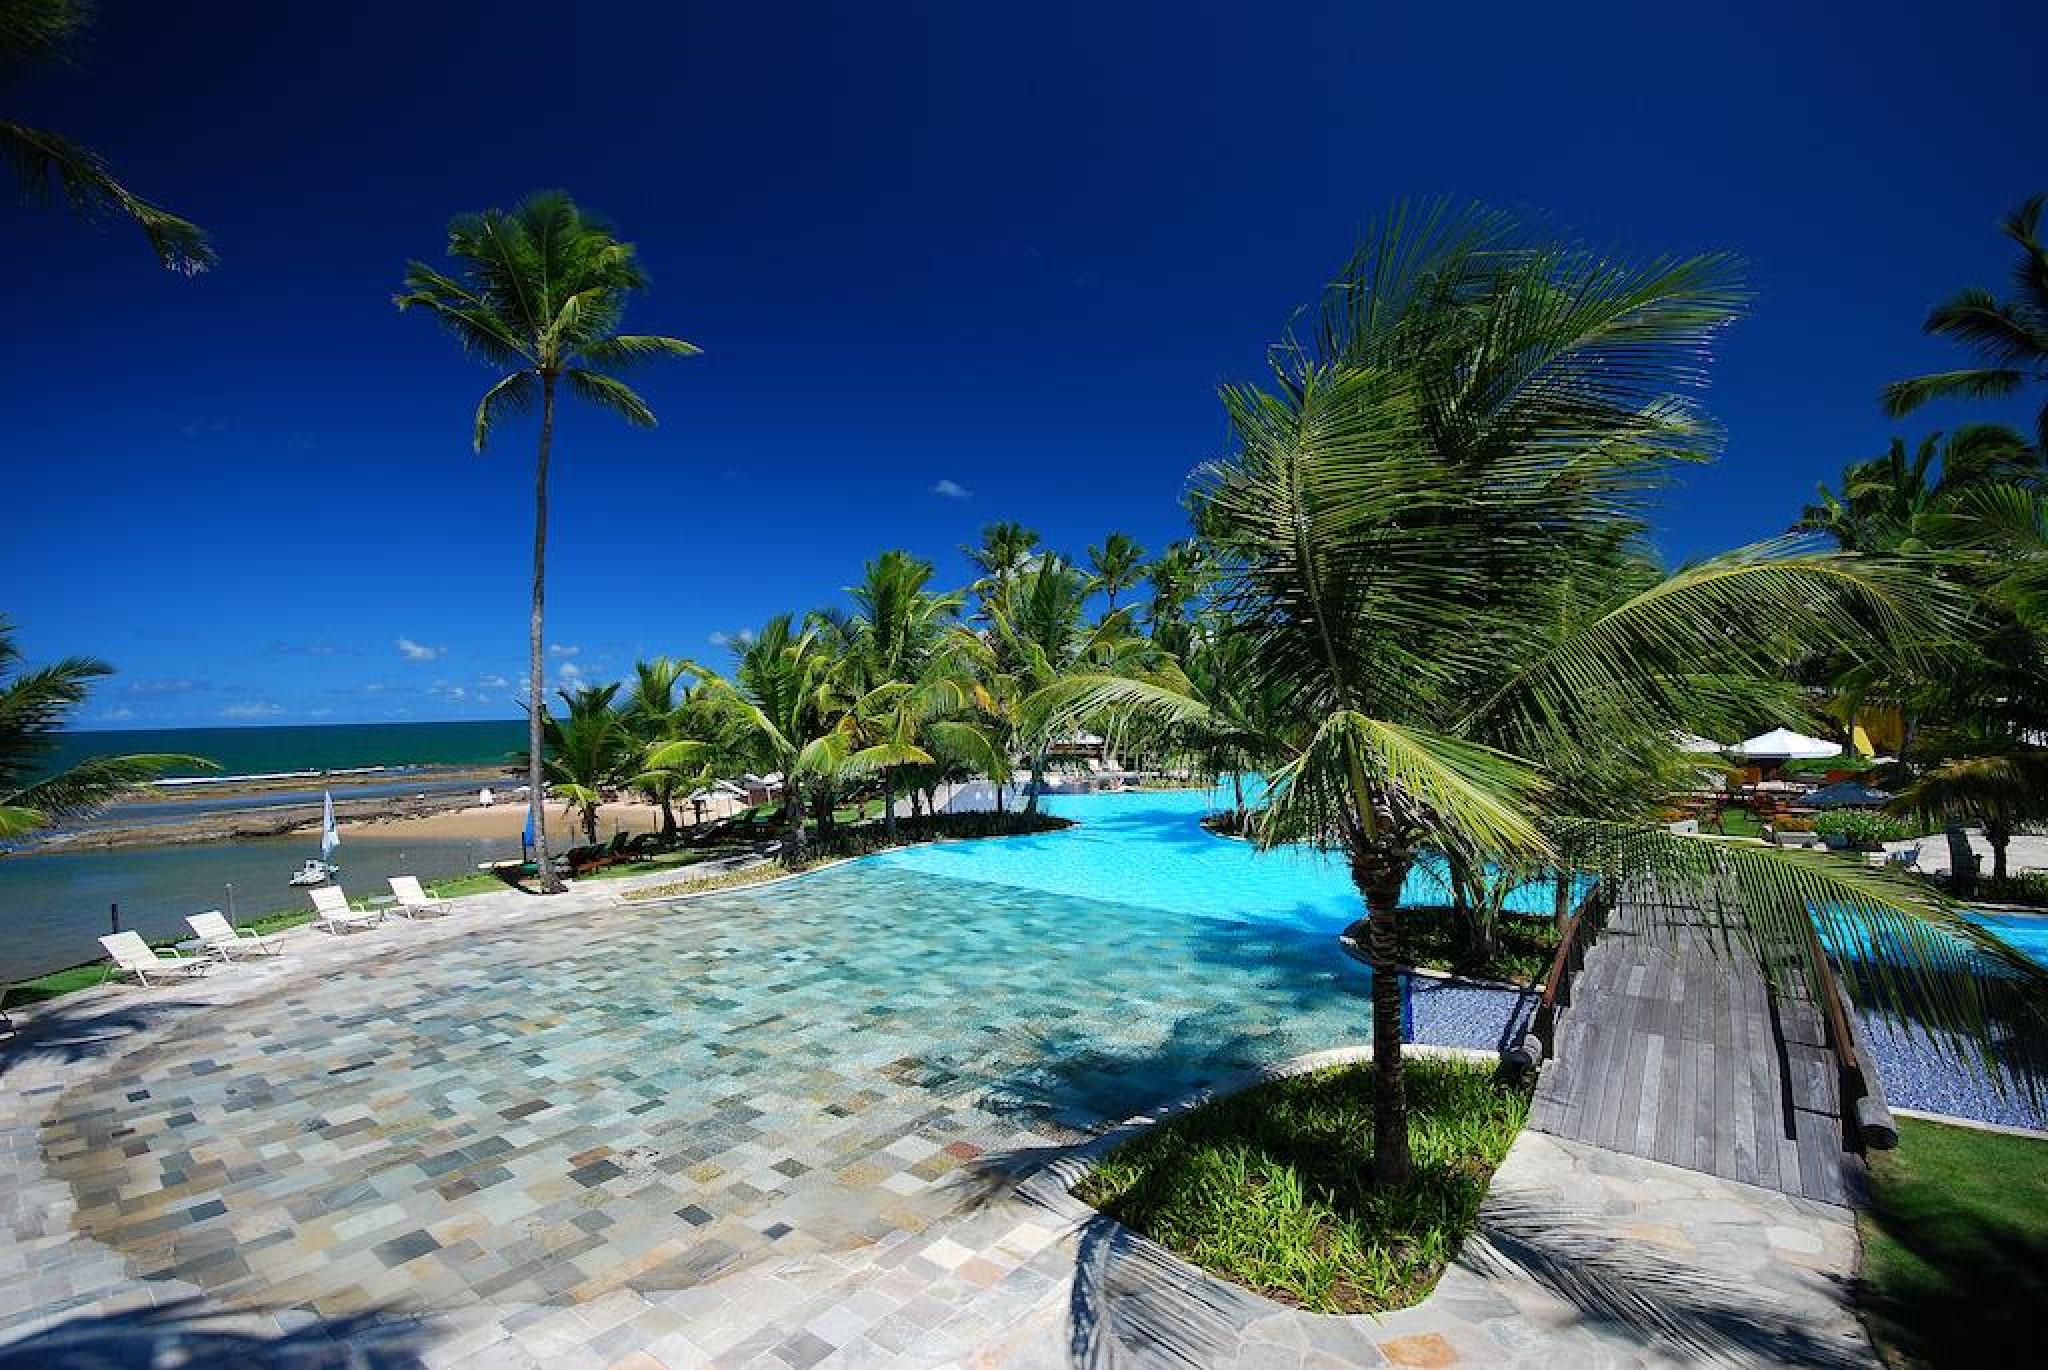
[8, 1, 2041, 728]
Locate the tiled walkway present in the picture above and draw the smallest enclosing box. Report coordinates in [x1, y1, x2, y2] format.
[2, 861, 1871, 1366]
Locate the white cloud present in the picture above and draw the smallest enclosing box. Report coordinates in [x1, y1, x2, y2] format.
[557, 660, 584, 681]
[931, 478, 972, 499]
[396, 637, 445, 662]
[93, 706, 138, 722]
[125, 677, 200, 697]
[709, 629, 756, 649]
[361, 682, 388, 694]
[307, 707, 334, 718]
[220, 701, 284, 720]
[477, 674, 510, 689]
[548, 643, 580, 658]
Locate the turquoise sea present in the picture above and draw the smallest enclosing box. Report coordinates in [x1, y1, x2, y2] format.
[43, 719, 527, 782]
[1, 720, 532, 982]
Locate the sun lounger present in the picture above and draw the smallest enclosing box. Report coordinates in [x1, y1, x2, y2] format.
[387, 875, 451, 919]
[310, 885, 383, 933]
[99, 930, 211, 986]
[186, 910, 284, 959]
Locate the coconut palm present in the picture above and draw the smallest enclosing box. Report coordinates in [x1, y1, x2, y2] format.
[693, 615, 838, 866]
[621, 656, 717, 836]
[1, 0, 212, 271]
[1143, 539, 1209, 657]
[1039, 204, 2036, 1184]
[1793, 426, 2038, 552]
[963, 522, 1041, 609]
[844, 550, 965, 836]
[1084, 532, 1148, 616]
[1883, 194, 2048, 452]
[0, 618, 211, 837]
[535, 683, 641, 845]
[396, 191, 698, 892]
[985, 555, 1152, 814]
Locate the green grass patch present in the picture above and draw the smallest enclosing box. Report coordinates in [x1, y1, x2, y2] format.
[573, 848, 736, 881]
[1394, 905, 1561, 985]
[1708, 807, 1765, 838]
[1074, 1056, 1530, 1314]
[1857, 1115, 2048, 1369]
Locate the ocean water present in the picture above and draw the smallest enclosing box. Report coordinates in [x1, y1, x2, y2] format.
[43, 719, 527, 782]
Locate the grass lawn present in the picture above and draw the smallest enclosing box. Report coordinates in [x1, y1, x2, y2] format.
[1708, 806, 1765, 838]
[1074, 1056, 1530, 1314]
[1857, 1115, 2048, 1368]
[1394, 905, 1562, 984]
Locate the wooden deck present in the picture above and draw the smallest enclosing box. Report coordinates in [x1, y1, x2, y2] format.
[1526, 897, 1863, 1206]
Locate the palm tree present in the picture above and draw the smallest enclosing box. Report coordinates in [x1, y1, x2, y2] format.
[396, 191, 699, 892]
[1041, 204, 2033, 1185]
[535, 683, 641, 845]
[1883, 194, 2048, 452]
[1, 0, 212, 271]
[1794, 426, 2037, 552]
[985, 555, 1151, 814]
[621, 655, 715, 837]
[844, 550, 964, 837]
[1143, 539, 1209, 657]
[963, 522, 1041, 608]
[699, 615, 838, 867]
[0, 618, 211, 837]
[1085, 532, 1148, 616]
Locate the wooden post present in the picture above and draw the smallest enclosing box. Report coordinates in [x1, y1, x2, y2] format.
[110, 902, 120, 935]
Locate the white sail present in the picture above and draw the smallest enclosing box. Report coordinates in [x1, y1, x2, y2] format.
[321, 789, 341, 859]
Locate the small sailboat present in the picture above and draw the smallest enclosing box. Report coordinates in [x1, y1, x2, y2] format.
[289, 791, 343, 885]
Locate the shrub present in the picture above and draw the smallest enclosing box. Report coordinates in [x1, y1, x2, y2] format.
[1812, 808, 1911, 849]
[1776, 816, 1816, 833]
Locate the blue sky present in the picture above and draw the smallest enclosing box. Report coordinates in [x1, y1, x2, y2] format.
[8, 1, 2041, 729]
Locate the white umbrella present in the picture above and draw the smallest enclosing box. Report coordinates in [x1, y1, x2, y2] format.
[1730, 728, 1842, 761]
[320, 790, 341, 860]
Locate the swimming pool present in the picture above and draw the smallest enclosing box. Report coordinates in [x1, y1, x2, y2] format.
[877, 786, 1563, 932]
[1969, 910, 2048, 969]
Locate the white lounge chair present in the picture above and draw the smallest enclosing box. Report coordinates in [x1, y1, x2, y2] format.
[186, 911, 283, 959]
[99, 931, 210, 987]
[310, 885, 383, 933]
[387, 875, 451, 919]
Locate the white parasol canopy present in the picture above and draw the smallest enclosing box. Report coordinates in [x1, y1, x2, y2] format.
[1730, 728, 1841, 761]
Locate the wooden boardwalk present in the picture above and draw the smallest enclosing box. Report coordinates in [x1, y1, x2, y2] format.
[1527, 898, 1863, 1206]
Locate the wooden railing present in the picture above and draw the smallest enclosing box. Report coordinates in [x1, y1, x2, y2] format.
[1797, 913, 1899, 1150]
[1508, 880, 1605, 1069]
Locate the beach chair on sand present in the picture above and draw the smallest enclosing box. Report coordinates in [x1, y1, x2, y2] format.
[187, 910, 284, 959]
[99, 931, 211, 987]
[388, 875, 451, 919]
[310, 885, 383, 933]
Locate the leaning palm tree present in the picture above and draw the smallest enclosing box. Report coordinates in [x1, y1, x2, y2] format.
[1883, 194, 2048, 452]
[0, 617, 211, 837]
[1, 0, 212, 271]
[1085, 532, 1148, 616]
[396, 191, 698, 892]
[1039, 203, 2041, 1185]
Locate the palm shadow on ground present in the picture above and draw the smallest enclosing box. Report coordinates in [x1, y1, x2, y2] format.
[0, 994, 203, 1081]
[948, 1003, 1872, 1369]
[0, 1299, 431, 1369]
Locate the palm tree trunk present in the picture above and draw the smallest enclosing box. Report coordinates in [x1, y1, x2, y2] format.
[1989, 821, 2010, 885]
[883, 766, 897, 841]
[1231, 770, 1245, 822]
[1024, 746, 1048, 815]
[782, 775, 806, 869]
[583, 805, 599, 844]
[1553, 869, 1573, 933]
[528, 373, 562, 893]
[1347, 841, 1414, 1186]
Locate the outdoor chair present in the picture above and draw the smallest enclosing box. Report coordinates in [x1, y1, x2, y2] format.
[186, 910, 284, 959]
[99, 930, 211, 987]
[387, 875, 452, 919]
[310, 885, 383, 933]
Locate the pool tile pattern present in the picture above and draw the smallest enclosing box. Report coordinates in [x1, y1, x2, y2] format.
[35, 865, 1374, 1322]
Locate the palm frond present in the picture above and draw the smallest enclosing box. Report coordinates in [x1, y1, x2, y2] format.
[0, 120, 215, 272]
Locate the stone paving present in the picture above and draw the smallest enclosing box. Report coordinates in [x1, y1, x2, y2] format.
[1, 855, 1873, 1367]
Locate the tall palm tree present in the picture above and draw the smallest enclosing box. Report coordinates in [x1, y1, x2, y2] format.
[0, 618, 211, 837]
[1085, 532, 1148, 616]
[1143, 539, 1209, 657]
[845, 550, 964, 836]
[1041, 204, 2034, 1185]
[396, 191, 698, 892]
[1, 0, 212, 271]
[622, 655, 712, 836]
[1883, 194, 2048, 452]
[963, 521, 1041, 609]
[985, 555, 1151, 813]
[697, 615, 839, 867]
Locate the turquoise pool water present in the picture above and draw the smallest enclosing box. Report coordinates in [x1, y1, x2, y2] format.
[1968, 910, 2048, 968]
[876, 787, 1563, 932]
